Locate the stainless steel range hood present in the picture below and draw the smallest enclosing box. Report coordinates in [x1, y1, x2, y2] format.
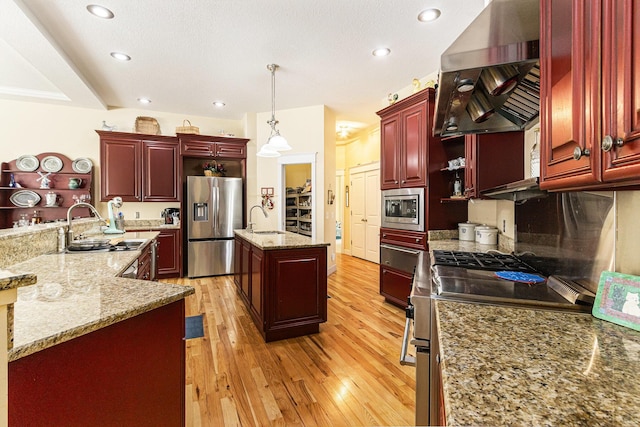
[433, 0, 540, 137]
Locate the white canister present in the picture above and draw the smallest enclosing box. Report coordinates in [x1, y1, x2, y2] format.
[476, 227, 499, 245]
[458, 222, 478, 241]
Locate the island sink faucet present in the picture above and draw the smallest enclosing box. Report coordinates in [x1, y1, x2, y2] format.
[66, 202, 106, 245]
[247, 204, 268, 232]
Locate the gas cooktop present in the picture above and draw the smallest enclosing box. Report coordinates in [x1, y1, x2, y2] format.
[431, 250, 536, 272]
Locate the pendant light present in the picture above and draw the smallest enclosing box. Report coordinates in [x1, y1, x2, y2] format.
[258, 64, 291, 157]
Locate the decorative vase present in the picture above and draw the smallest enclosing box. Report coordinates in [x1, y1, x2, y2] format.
[204, 170, 213, 177]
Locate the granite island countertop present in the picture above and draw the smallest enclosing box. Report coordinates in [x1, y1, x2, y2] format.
[6, 231, 194, 361]
[436, 300, 640, 426]
[234, 229, 330, 250]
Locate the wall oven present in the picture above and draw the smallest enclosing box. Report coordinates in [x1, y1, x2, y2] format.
[381, 188, 425, 231]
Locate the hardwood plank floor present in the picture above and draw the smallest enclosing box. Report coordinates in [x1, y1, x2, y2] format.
[166, 253, 415, 426]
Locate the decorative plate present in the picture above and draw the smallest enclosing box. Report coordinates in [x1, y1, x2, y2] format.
[9, 190, 41, 207]
[16, 155, 39, 172]
[72, 157, 93, 173]
[41, 155, 63, 173]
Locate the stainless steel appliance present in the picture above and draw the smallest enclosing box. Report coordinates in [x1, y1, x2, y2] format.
[187, 176, 243, 278]
[433, 0, 541, 137]
[402, 250, 595, 426]
[381, 188, 424, 231]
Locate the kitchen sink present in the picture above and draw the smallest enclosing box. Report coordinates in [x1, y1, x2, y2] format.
[253, 230, 286, 235]
[114, 240, 144, 249]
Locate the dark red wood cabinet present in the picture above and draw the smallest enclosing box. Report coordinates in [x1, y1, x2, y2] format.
[540, 0, 640, 190]
[155, 228, 181, 278]
[379, 265, 413, 308]
[179, 135, 248, 159]
[379, 89, 430, 190]
[380, 227, 428, 251]
[98, 131, 179, 202]
[234, 235, 327, 342]
[464, 132, 525, 198]
[9, 301, 186, 426]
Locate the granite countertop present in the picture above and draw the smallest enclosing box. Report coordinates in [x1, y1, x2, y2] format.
[436, 300, 640, 426]
[234, 229, 330, 250]
[6, 231, 194, 361]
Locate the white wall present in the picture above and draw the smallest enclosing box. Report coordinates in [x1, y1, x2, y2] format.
[0, 98, 244, 218]
[252, 104, 337, 273]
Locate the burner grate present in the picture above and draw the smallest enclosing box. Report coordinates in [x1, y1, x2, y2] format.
[432, 250, 536, 272]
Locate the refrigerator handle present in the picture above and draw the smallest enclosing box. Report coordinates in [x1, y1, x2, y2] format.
[214, 186, 220, 231]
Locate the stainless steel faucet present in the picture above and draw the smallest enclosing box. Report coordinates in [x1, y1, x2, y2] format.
[247, 204, 268, 232]
[66, 202, 106, 245]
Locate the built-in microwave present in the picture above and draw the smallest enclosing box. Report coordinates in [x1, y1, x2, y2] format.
[381, 188, 425, 232]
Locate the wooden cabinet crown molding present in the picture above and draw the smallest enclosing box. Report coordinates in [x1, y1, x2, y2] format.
[96, 130, 178, 143]
[376, 88, 435, 118]
[177, 133, 249, 145]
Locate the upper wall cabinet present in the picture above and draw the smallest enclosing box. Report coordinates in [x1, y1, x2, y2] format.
[98, 131, 179, 202]
[378, 89, 432, 190]
[178, 134, 248, 159]
[540, 0, 640, 190]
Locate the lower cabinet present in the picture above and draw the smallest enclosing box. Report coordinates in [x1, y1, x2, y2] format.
[380, 264, 413, 308]
[9, 301, 186, 426]
[234, 235, 327, 342]
[154, 228, 181, 278]
[136, 243, 152, 280]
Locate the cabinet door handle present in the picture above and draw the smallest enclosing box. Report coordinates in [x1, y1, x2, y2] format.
[383, 234, 387, 238]
[602, 135, 625, 152]
[395, 180, 398, 184]
[415, 238, 420, 243]
[401, 180, 406, 183]
[573, 146, 591, 160]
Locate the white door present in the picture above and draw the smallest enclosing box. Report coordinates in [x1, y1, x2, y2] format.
[364, 170, 380, 263]
[350, 163, 380, 263]
[350, 172, 366, 259]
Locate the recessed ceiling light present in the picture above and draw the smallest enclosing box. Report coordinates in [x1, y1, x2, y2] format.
[86, 4, 114, 19]
[137, 98, 151, 104]
[372, 47, 391, 57]
[213, 101, 226, 107]
[110, 52, 131, 61]
[418, 8, 441, 22]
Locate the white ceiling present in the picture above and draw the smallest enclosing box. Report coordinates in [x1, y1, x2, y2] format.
[1, 0, 486, 133]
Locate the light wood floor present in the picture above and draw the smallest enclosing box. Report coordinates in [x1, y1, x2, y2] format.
[166, 253, 415, 426]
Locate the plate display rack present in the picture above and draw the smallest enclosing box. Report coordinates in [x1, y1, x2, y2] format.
[0, 152, 94, 228]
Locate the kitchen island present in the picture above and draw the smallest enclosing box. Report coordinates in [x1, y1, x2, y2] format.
[234, 230, 329, 342]
[4, 231, 194, 426]
[436, 300, 640, 426]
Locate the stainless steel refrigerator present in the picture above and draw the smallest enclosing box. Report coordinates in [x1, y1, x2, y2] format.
[187, 176, 243, 278]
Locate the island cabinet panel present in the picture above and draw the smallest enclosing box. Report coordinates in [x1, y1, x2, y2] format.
[234, 235, 327, 342]
[8, 300, 186, 426]
[250, 248, 263, 319]
[540, 0, 640, 190]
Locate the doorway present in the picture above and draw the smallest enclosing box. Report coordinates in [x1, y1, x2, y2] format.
[349, 162, 380, 263]
[335, 169, 344, 253]
[277, 153, 317, 239]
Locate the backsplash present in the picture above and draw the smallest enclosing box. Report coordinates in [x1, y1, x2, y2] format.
[515, 191, 614, 292]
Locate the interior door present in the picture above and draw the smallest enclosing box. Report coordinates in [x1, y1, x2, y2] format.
[350, 165, 380, 263]
[350, 172, 366, 259]
[364, 170, 380, 263]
